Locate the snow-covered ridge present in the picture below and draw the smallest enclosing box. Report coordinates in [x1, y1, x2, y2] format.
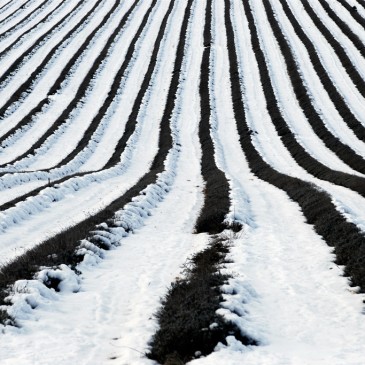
[0, 0, 365, 363]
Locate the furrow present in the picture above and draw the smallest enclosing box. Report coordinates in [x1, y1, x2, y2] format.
[0, 0, 177, 210]
[0, 0, 186, 264]
[0, 0, 65, 56]
[226, 0, 365, 291]
[0, 0, 32, 30]
[195, 0, 231, 234]
[275, 0, 365, 138]
[336, 0, 365, 30]
[232, 0, 365, 234]
[313, 0, 365, 58]
[0, 0, 50, 38]
[0, 0, 16, 18]
[245, 0, 365, 195]
[0, 0, 99, 122]
[0, 0, 122, 158]
[0, 0, 197, 329]
[0, 0, 157, 172]
[250, 0, 365, 177]
[294, 0, 365, 96]
[355, 0, 365, 11]
[0, 0, 88, 88]
[257, 0, 365, 168]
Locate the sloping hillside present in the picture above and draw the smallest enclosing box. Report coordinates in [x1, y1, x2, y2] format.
[0, 0, 365, 363]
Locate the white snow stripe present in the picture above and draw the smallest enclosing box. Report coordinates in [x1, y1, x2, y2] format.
[250, 0, 365, 171]
[0, 0, 63, 55]
[0, 0, 186, 263]
[231, 0, 365, 236]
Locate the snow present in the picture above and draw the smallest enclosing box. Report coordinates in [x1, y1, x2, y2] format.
[0, 2, 206, 363]
[0, 0, 365, 363]
[191, 182, 365, 364]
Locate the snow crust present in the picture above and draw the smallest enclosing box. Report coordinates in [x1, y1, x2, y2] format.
[0, 0, 365, 363]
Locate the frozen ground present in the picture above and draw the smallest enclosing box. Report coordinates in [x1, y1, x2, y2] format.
[0, 0, 365, 364]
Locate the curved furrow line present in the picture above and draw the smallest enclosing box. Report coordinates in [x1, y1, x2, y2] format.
[36, 0, 162, 171]
[0, 0, 179, 210]
[336, 0, 365, 29]
[276, 0, 365, 128]
[0, 1, 16, 18]
[325, 0, 365, 38]
[246, 0, 365, 188]
[302, 0, 365, 68]
[256, 0, 365, 160]
[0, 0, 117, 142]
[0, 0, 197, 312]
[295, 0, 365, 94]
[0, 0, 89, 88]
[0, 3, 207, 354]
[0, 0, 148, 169]
[240, 1, 364, 178]
[312, 0, 365, 58]
[226, 0, 365, 290]
[0, 0, 51, 40]
[205, 0, 253, 229]
[0, 0, 125, 154]
[234, 0, 365, 236]
[233, 0, 365, 235]
[194, 0, 231, 234]
[0, 0, 186, 261]
[0, 0, 65, 55]
[0, 0, 33, 30]
[355, 0, 365, 11]
[0, 0, 155, 172]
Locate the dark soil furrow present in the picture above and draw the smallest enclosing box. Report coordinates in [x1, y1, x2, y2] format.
[226, 0, 365, 291]
[0, 0, 66, 58]
[355, 0, 365, 11]
[0, 0, 107, 139]
[0, 0, 139, 167]
[241, 0, 365, 196]
[336, 0, 365, 30]
[0, 0, 14, 16]
[315, 0, 365, 60]
[0, 0, 174, 213]
[0, 0, 85, 83]
[49, 0, 159, 169]
[195, 0, 231, 234]
[282, 0, 365, 102]
[0, 0, 33, 28]
[0, 0, 193, 322]
[0, 0, 51, 40]
[263, 0, 365, 165]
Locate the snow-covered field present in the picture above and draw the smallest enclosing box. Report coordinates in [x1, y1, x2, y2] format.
[0, 0, 365, 363]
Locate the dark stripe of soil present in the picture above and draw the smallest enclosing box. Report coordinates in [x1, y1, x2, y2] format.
[50, 0, 159, 169]
[0, 0, 52, 40]
[275, 0, 365, 142]
[0, 0, 94, 136]
[0, 0, 191, 324]
[315, 0, 365, 59]
[0, 0, 85, 82]
[0, 0, 140, 167]
[0, 0, 14, 16]
[336, 0, 365, 30]
[262, 0, 365, 169]
[241, 0, 365, 196]
[194, 0, 231, 234]
[0, 0, 119, 153]
[226, 0, 365, 292]
[355, 0, 365, 11]
[147, 235, 256, 364]
[297, 0, 365, 98]
[0, 0, 34, 27]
